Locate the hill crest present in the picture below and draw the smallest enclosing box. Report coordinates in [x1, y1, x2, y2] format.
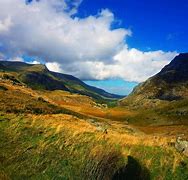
[0, 61, 124, 100]
[121, 53, 188, 106]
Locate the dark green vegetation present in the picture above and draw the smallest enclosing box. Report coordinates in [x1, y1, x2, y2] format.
[0, 61, 124, 100]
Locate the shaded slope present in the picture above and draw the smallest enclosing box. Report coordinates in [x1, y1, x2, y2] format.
[121, 53, 188, 106]
[0, 61, 123, 100]
[119, 53, 188, 126]
[51, 71, 123, 99]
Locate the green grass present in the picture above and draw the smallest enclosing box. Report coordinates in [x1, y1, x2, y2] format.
[0, 114, 125, 179]
[118, 99, 188, 126]
[123, 145, 188, 180]
[0, 113, 188, 179]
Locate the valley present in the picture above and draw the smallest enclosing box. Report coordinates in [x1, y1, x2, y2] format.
[0, 0, 187, 179]
[0, 54, 188, 179]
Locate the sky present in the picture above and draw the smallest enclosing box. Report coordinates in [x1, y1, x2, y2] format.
[0, 0, 187, 95]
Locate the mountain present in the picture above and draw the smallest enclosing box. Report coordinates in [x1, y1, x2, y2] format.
[118, 53, 188, 127]
[1, 59, 188, 179]
[0, 61, 123, 100]
[120, 53, 188, 106]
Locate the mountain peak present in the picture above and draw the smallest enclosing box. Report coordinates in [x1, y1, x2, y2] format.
[121, 53, 188, 105]
[175, 53, 188, 59]
[167, 53, 188, 66]
[0, 61, 48, 72]
[0, 60, 123, 100]
[162, 53, 188, 68]
[158, 53, 188, 83]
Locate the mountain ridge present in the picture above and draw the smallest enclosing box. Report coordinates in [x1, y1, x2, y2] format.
[120, 53, 188, 106]
[0, 60, 124, 100]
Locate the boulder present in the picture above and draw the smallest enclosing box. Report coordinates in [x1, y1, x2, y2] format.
[175, 137, 188, 156]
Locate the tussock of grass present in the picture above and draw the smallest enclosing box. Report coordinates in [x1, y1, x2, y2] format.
[0, 113, 188, 179]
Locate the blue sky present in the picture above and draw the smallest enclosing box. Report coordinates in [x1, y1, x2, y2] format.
[78, 0, 188, 52]
[85, 79, 138, 95]
[80, 0, 188, 94]
[0, 0, 187, 95]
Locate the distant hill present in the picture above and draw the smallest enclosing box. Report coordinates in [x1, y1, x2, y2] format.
[0, 61, 123, 100]
[0, 63, 6, 70]
[120, 53, 188, 106]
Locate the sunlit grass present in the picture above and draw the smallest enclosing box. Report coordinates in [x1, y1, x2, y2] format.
[0, 113, 188, 179]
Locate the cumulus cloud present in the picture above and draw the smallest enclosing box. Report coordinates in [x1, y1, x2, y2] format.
[28, 60, 41, 64]
[7, 57, 24, 62]
[0, 0, 177, 82]
[0, 0, 129, 62]
[0, 17, 12, 33]
[112, 48, 177, 82]
[46, 62, 63, 72]
[58, 48, 177, 82]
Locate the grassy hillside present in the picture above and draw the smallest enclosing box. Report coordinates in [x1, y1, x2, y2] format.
[0, 73, 94, 120]
[0, 59, 188, 179]
[1, 113, 188, 179]
[119, 53, 188, 128]
[0, 61, 123, 100]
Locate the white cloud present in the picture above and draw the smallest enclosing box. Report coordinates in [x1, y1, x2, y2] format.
[28, 60, 41, 64]
[0, 0, 129, 63]
[58, 48, 177, 82]
[0, 0, 177, 82]
[7, 57, 24, 62]
[0, 17, 12, 33]
[0, 52, 5, 60]
[112, 48, 177, 82]
[46, 62, 63, 72]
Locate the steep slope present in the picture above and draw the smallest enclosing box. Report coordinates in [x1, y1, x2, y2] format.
[121, 53, 188, 106]
[119, 53, 188, 126]
[51, 71, 122, 99]
[0, 61, 123, 100]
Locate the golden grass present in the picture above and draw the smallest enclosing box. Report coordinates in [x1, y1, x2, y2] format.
[136, 125, 188, 138]
[0, 171, 10, 180]
[1, 72, 188, 179]
[25, 114, 173, 149]
[1, 112, 187, 179]
[38, 115, 185, 175]
[28, 114, 96, 134]
[1, 75, 187, 147]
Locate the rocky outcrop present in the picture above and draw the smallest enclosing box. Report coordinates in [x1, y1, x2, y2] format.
[175, 136, 188, 156]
